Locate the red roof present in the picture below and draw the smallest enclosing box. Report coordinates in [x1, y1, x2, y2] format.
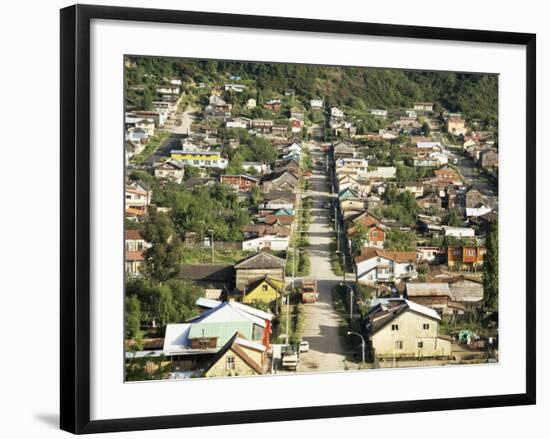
[126, 250, 145, 261]
[125, 229, 144, 240]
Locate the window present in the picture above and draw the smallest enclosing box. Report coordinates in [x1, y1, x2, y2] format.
[262, 284, 268, 291]
[418, 341, 424, 348]
[226, 355, 235, 370]
[467, 249, 476, 256]
[193, 160, 199, 165]
[423, 323, 430, 330]
[391, 324, 399, 331]
[395, 341, 403, 349]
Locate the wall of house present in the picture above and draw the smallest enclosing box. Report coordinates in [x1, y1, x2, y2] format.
[204, 348, 260, 378]
[236, 268, 285, 291]
[371, 312, 451, 358]
[243, 281, 280, 304]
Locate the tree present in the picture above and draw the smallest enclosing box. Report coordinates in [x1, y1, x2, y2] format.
[142, 210, 182, 281]
[142, 88, 154, 111]
[125, 295, 142, 340]
[384, 229, 417, 251]
[421, 121, 431, 135]
[482, 219, 498, 310]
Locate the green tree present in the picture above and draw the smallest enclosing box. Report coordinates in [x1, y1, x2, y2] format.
[142, 210, 182, 281]
[421, 121, 431, 135]
[482, 219, 498, 310]
[384, 229, 417, 251]
[445, 209, 463, 227]
[125, 295, 142, 340]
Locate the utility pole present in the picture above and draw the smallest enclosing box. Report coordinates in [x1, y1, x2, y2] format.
[347, 331, 366, 364]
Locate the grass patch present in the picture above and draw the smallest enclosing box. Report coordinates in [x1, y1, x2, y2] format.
[180, 247, 253, 264]
[131, 130, 171, 164]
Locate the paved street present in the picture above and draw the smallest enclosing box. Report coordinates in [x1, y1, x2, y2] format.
[297, 143, 349, 373]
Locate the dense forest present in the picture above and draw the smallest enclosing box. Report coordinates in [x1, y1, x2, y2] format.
[125, 56, 498, 122]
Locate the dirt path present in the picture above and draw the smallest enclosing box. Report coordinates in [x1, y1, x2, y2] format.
[297, 142, 349, 373]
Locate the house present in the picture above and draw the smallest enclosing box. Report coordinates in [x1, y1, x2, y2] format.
[242, 224, 290, 240]
[447, 276, 484, 309]
[224, 83, 245, 93]
[480, 148, 498, 169]
[446, 115, 466, 136]
[252, 119, 274, 134]
[362, 166, 396, 180]
[242, 276, 284, 304]
[242, 235, 289, 252]
[272, 125, 288, 137]
[153, 159, 185, 183]
[234, 252, 286, 291]
[125, 181, 152, 217]
[310, 99, 324, 110]
[364, 298, 452, 359]
[333, 141, 356, 159]
[433, 167, 462, 185]
[125, 140, 145, 158]
[404, 283, 466, 318]
[183, 177, 216, 190]
[348, 224, 385, 250]
[263, 99, 281, 111]
[416, 246, 442, 263]
[290, 118, 304, 134]
[273, 158, 300, 175]
[220, 174, 260, 193]
[156, 84, 180, 95]
[204, 333, 266, 377]
[242, 162, 270, 175]
[446, 246, 485, 269]
[246, 98, 257, 109]
[416, 193, 442, 210]
[465, 189, 488, 208]
[261, 170, 299, 193]
[258, 191, 295, 210]
[179, 264, 235, 290]
[355, 248, 418, 284]
[413, 102, 434, 112]
[331, 107, 344, 119]
[170, 149, 228, 169]
[125, 229, 150, 276]
[398, 182, 424, 198]
[370, 109, 387, 117]
[442, 226, 475, 238]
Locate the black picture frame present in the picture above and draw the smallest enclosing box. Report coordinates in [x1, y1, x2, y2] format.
[60, 4, 536, 434]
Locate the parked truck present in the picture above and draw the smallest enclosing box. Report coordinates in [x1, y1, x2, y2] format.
[301, 280, 318, 303]
[281, 345, 299, 371]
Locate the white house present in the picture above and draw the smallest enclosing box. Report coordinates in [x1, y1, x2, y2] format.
[361, 166, 397, 180]
[417, 141, 442, 149]
[246, 98, 257, 109]
[242, 235, 289, 252]
[310, 99, 324, 109]
[242, 162, 270, 174]
[442, 226, 475, 238]
[153, 159, 185, 183]
[370, 109, 388, 117]
[331, 107, 344, 119]
[226, 120, 248, 129]
[355, 248, 418, 284]
[224, 84, 246, 93]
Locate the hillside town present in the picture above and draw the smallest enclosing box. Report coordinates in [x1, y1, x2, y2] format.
[124, 57, 499, 380]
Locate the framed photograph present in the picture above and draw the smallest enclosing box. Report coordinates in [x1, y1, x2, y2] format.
[60, 4, 536, 434]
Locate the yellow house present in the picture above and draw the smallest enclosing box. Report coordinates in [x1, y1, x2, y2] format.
[243, 276, 284, 305]
[366, 298, 452, 359]
[169, 149, 228, 169]
[205, 334, 266, 378]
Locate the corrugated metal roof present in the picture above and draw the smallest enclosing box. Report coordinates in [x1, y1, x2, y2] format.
[406, 283, 451, 297]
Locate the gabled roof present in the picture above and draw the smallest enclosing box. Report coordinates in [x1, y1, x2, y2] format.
[179, 264, 234, 282]
[405, 283, 451, 297]
[192, 299, 273, 324]
[365, 298, 441, 335]
[234, 251, 286, 270]
[355, 248, 416, 264]
[125, 229, 144, 240]
[246, 275, 284, 294]
[204, 333, 264, 375]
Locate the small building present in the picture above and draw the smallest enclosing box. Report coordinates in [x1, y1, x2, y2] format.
[153, 159, 185, 183]
[370, 109, 387, 117]
[365, 298, 452, 359]
[246, 98, 257, 109]
[242, 235, 289, 252]
[204, 333, 266, 377]
[170, 149, 228, 169]
[310, 99, 324, 110]
[242, 276, 284, 304]
[446, 246, 486, 269]
[404, 283, 466, 318]
[413, 102, 434, 112]
[125, 181, 152, 217]
[355, 248, 418, 284]
[125, 229, 150, 276]
[234, 252, 286, 292]
[220, 174, 260, 193]
[446, 115, 466, 136]
[416, 193, 442, 210]
[224, 83, 246, 93]
[263, 99, 281, 111]
[480, 148, 498, 169]
[331, 107, 344, 119]
[442, 226, 475, 238]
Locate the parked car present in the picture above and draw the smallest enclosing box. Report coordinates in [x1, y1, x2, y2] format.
[299, 341, 310, 353]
